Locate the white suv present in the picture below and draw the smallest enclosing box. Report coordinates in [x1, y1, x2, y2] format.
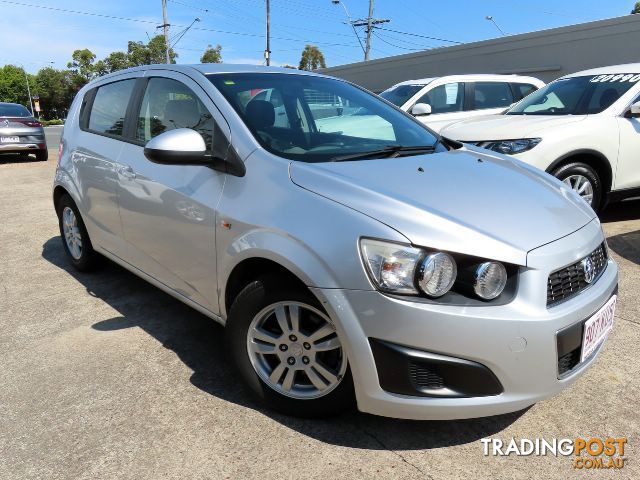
[379, 74, 544, 132]
[441, 64, 640, 210]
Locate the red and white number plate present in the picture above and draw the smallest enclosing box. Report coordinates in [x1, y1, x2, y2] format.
[581, 295, 616, 362]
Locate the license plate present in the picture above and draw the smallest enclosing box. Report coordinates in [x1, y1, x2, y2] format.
[581, 295, 616, 362]
[0, 136, 19, 143]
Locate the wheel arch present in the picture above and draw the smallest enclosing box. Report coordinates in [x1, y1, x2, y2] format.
[545, 149, 613, 193]
[53, 184, 69, 210]
[224, 257, 311, 319]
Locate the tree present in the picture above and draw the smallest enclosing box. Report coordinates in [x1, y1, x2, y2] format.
[103, 51, 130, 74]
[128, 35, 177, 66]
[298, 45, 326, 71]
[281, 64, 298, 69]
[201, 44, 222, 63]
[67, 48, 98, 84]
[0, 65, 32, 107]
[633, 2, 640, 13]
[33, 67, 75, 119]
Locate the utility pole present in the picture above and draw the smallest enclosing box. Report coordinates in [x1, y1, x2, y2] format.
[161, 0, 171, 63]
[265, 0, 271, 65]
[351, 0, 389, 61]
[23, 68, 34, 116]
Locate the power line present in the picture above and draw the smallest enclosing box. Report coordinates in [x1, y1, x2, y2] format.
[372, 31, 427, 51]
[376, 27, 463, 45]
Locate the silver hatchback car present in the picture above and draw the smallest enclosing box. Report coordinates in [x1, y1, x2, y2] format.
[53, 64, 618, 420]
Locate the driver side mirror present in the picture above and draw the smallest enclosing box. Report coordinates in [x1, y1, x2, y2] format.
[144, 128, 208, 165]
[626, 101, 640, 119]
[143, 127, 246, 176]
[411, 103, 432, 116]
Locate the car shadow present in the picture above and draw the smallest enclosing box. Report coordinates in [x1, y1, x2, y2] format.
[42, 235, 526, 451]
[606, 229, 640, 265]
[601, 199, 640, 223]
[0, 153, 41, 165]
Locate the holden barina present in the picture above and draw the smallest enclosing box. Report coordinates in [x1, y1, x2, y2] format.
[53, 65, 618, 419]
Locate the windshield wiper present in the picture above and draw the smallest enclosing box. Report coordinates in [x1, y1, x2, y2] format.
[331, 144, 436, 162]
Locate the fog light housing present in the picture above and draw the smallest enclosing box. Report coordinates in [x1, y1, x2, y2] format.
[474, 262, 507, 300]
[418, 252, 457, 297]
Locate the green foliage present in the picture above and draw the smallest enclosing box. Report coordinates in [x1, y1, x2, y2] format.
[200, 44, 223, 63]
[67, 48, 98, 84]
[298, 45, 327, 71]
[40, 119, 65, 126]
[32, 67, 75, 119]
[0, 65, 32, 108]
[128, 35, 177, 66]
[633, 2, 640, 14]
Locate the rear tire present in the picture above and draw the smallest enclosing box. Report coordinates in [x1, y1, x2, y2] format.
[36, 149, 48, 161]
[56, 194, 100, 272]
[225, 274, 355, 418]
[551, 162, 602, 211]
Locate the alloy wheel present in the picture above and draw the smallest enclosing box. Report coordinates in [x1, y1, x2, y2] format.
[246, 301, 347, 399]
[62, 206, 83, 260]
[563, 174, 594, 205]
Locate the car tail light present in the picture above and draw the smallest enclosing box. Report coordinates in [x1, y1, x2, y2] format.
[17, 119, 42, 127]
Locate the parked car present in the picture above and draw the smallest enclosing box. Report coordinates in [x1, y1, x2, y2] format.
[0, 102, 47, 161]
[441, 64, 640, 210]
[379, 74, 544, 132]
[53, 64, 617, 420]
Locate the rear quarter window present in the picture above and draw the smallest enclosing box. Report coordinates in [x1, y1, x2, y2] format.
[87, 79, 136, 137]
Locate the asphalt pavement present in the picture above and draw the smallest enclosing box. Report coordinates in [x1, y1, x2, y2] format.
[0, 138, 638, 479]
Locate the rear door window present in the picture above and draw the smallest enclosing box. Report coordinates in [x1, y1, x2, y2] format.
[88, 79, 136, 137]
[414, 82, 465, 114]
[473, 82, 514, 109]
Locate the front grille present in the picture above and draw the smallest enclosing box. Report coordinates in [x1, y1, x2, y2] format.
[409, 362, 445, 390]
[547, 243, 607, 307]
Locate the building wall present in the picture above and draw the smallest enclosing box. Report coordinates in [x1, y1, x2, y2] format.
[319, 15, 640, 92]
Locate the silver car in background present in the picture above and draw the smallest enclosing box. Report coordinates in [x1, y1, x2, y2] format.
[53, 65, 618, 420]
[0, 102, 47, 161]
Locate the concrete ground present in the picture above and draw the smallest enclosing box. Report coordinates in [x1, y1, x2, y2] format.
[1, 137, 638, 479]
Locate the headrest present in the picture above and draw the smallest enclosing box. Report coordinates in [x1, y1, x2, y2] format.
[245, 100, 275, 129]
[164, 99, 199, 128]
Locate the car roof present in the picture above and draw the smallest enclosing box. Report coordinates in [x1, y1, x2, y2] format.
[0, 102, 25, 107]
[564, 63, 640, 78]
[90, 63, 325, 85]
[389, 74, 543, 89]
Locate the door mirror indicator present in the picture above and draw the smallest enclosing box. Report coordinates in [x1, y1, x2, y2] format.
[411, 103, 432, 116]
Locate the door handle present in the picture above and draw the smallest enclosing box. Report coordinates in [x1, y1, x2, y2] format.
[118, 165, 136, 179]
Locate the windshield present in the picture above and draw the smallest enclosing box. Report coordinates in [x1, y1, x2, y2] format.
[507, 73, 640, 116]
[209, 73, 439, 162]
[0, 104, 31, 117]
[379, 84, 426, 107]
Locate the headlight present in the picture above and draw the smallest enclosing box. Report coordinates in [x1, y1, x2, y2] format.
[473, 262, 508, 300]
[417, 252, 457, 297]
[360, 239, 422, 294]
[484, 138, 541, 155]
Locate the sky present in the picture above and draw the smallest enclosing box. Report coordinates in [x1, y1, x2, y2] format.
[0, 0, 637, 73]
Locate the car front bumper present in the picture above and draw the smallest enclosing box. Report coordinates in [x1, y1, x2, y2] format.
[312, 219, 619, 420]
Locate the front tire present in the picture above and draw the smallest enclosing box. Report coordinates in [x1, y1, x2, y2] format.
[552, 162, 602, 210]
[225, 274, 355, 418]
[56, 194, 100, 272]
